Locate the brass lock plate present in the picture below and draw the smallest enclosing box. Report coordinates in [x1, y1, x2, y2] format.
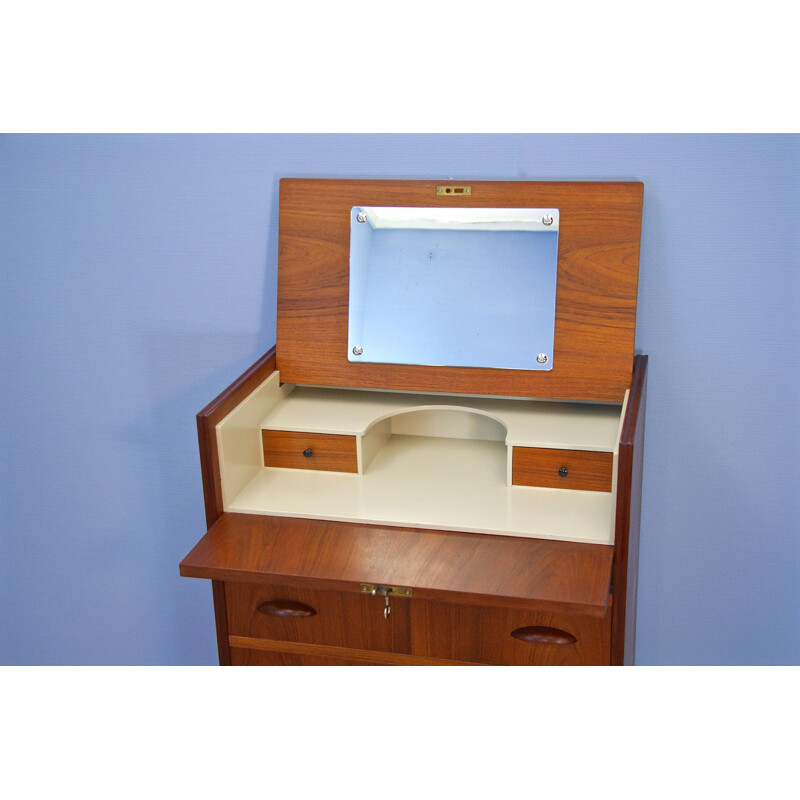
[360, 583, 412, 597]
[436, 185, 471, 196]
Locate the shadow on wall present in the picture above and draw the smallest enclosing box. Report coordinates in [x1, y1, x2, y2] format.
[141, 330, 274, 665]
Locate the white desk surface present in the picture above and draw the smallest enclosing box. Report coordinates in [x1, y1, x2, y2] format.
[228, 434, 615, 545]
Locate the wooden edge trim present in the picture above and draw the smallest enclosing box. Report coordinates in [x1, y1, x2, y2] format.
[197, 347, 277, 527]
[229, 636, 481, 666]
[177, 566, 610, 618]
[611, 354, 648, 665]
[212, 580, 232, 666]
[198, 346, 278, 423]
[618, 354, 648, 447]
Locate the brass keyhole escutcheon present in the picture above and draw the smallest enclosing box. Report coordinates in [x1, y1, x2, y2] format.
[361, 583, 412, 620]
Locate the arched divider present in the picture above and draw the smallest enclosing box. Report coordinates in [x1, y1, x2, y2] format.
[358, 405, 511, 483]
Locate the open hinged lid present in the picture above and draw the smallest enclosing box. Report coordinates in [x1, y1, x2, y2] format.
[277, 179, 643, 403]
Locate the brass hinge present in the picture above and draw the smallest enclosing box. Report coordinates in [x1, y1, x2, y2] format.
[361, 583, 412, 597]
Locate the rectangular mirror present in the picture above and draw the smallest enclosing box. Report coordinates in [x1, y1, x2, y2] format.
[347, 206, 559, 371]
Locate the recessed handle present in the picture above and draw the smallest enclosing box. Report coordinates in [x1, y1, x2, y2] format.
[511, 626, 576, 645]
[257, 599, 317, 618]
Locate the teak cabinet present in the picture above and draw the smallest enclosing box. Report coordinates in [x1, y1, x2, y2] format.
[180, 179, 647, 666]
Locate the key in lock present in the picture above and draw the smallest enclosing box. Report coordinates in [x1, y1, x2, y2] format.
[370, 585, 392, 618]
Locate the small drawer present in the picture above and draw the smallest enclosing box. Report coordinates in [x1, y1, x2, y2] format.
[262, 429, 358, 472]
[410, 599, 610, 666]
[512, 446, 613, 492]
[225, 582, 410, 654]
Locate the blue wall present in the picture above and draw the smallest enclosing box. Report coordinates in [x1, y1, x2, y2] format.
[1, 134, 797, 665]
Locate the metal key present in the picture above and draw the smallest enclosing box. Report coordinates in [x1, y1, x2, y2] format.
[368, 584, 393, 619]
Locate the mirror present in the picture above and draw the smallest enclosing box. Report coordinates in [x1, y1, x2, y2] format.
[347, 206, 559, 371]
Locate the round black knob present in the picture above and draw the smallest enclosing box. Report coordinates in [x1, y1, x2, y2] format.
[558, 467, 568, 478]
[303, 448, 313, 458]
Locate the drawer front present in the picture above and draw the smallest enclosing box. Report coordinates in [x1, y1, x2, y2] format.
[262, 429, 358, 472]
[225, 582, 410, 654]
[230, 647, 383, 666]
[512, 446, 613, 492]
[411, 599, 611, 665]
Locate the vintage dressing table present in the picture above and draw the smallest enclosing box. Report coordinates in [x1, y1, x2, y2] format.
[180, 179, 647, 666]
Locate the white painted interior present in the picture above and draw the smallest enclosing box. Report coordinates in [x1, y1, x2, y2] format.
[388, 407, 507, 441]
[358, 418, 391, 472]
[258, 385, 621, 449]
[228, 436, 616, 545]
[215, 372, 294, 507]
[215, 377, 625, 544]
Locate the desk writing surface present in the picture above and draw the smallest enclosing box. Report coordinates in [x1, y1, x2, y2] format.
[180, 513, 614, 616]
[229, 436, 616, 544]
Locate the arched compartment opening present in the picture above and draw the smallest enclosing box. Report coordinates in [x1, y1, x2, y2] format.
[359, 406, 510, 485]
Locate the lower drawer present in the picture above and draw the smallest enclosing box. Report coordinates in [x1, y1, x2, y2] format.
[222, 583, 610, 666]
[230, 647, 384, 666]
[410, 599, 611, 666]
[225, 582, 410, 654]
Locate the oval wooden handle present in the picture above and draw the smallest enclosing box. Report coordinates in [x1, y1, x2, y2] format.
[257, 599, 317, 618]
[511, 626, 576, 645]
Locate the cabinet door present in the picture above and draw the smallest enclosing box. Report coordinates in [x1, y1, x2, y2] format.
[225, 582, 411, 656]
[411, 599, 611, 666]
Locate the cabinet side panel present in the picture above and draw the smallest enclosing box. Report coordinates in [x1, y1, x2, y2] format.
[611, 355, 647, 665]
[211, 580, 232, 666]
[197, 347, 276, 526]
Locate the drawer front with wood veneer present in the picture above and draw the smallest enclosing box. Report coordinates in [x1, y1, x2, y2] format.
[229, 647, 388, 666]
[410, 599, 611, 666]
[512, 447, 613, 492]
[262, 429, 358, 472]
[225, 582, 410, 656]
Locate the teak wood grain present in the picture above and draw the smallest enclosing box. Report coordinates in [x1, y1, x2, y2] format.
[611, 354, 647, 665]
[261, 429, 358, 472]
[512, 446, 613, 492]
[257, 599, 318, 618]
[410, 599, 610, 666]
[185, 175, 648, 665]
[227, 582, 410, 654]
[180, 513, 614, 617]
[277, 179, 643, 402]
[228, 639, 480, 666]
[211, 580, 232, 666]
